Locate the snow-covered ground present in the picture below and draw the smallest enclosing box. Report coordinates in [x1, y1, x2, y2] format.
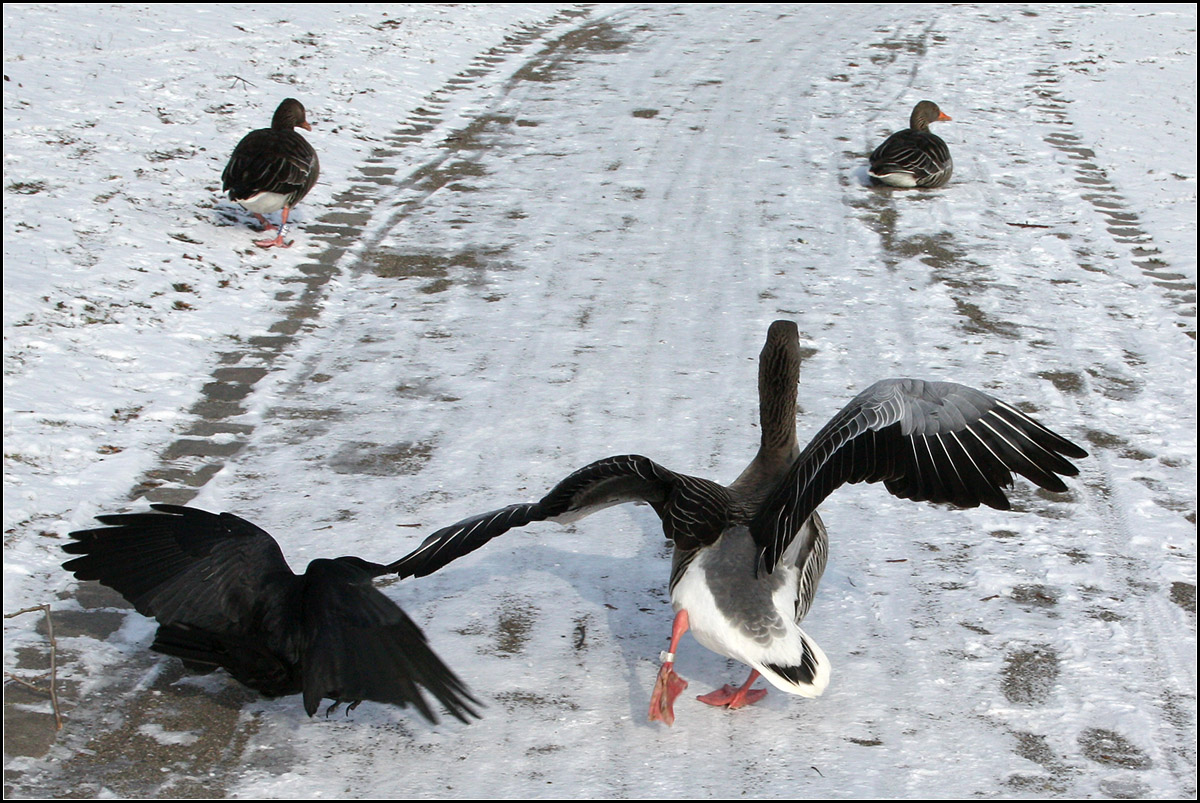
[4, 3, 1196, 798]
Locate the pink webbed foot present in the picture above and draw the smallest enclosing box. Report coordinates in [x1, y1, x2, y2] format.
[696, 683, 769, 709]
[648, 663, 689, 726]
[648, 608, 692, 726]
[695, 668, 768, 710]
[253, 208, 294, 248]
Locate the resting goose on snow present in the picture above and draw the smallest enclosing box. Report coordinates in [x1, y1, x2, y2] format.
[221, 98, 319, 248]
[388, 320, 1086, 725]
[869, 100, 953, 188]
[63, 504, 478, 723]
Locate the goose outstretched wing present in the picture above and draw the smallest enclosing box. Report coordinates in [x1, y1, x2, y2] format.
[390, 454, 732, 579]
[750, 379, 1087, 572]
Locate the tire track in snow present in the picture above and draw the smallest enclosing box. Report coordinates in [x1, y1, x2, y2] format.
[1020, 14, 1196, 793]
[1022, 19, 1198, 794]
[1029, 67, 1196, 341]
[12, 9, 606, 798]
[832, 15, 1081, 794]
[128, 7, 594, 509]
[842, 7, 1193, 797]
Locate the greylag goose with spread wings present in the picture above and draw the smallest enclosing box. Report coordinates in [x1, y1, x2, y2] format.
[390, 321, 1085, 724]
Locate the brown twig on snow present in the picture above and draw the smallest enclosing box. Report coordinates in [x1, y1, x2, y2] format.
[1006, 221, 1052, 229]
[4, 603, 63, 730]
[3, 673, 46, 692]
[228, 75, 257, 91]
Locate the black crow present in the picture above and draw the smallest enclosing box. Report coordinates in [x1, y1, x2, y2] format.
[63, 503, 477, 723]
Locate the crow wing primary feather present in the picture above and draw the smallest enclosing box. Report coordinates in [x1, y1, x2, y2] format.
[299, 557, 478, 722]
[62, 503, 291, 630]
[750, 379, 1087, 571]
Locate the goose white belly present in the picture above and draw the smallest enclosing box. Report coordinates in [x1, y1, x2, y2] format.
[235, 190, 290, 215]
[670, 526, 829, 697]
[868, 170, 919, 188]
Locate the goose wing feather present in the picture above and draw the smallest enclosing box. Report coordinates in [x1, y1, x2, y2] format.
[390, 454, 731, 579]
[222, 129, 318, 205]
[750, 379, 1087, 571]
[869, 131, 952, 186]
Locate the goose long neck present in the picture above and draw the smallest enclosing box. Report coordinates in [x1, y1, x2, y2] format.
[757, 326, 800, 459]
[730, 321, 801, 498]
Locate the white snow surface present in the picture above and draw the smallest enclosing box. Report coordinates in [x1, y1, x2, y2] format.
[3, 3, 1196, 798]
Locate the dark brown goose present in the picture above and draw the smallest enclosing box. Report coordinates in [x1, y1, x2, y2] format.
[869, 100, 953, 188]
[63, 504, 478, 723]
[221, 98, 319, 248]
[389, 321, 1086, 725]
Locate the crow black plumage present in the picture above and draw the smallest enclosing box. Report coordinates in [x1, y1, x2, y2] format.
[62, 504, 478, 722]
